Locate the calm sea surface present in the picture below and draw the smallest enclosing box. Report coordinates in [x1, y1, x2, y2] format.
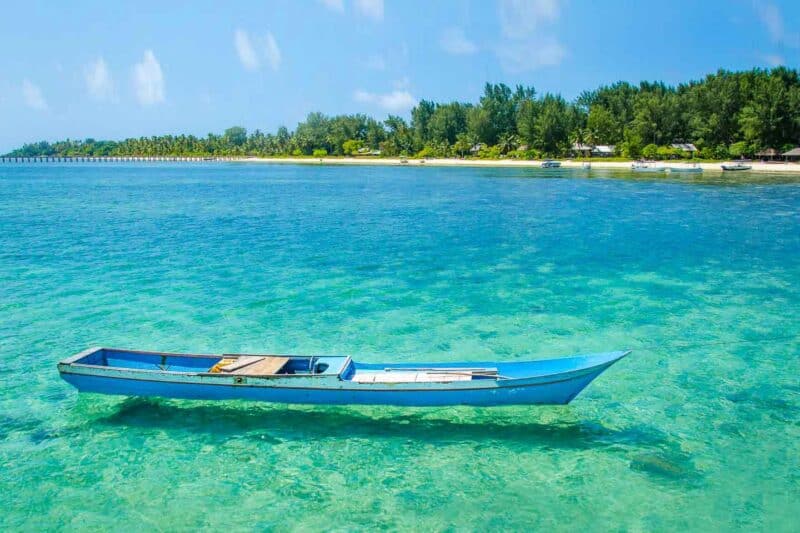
[1, 163, 798, 530]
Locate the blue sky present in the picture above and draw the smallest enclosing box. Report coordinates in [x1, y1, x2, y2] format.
[1, 0, 798, 153]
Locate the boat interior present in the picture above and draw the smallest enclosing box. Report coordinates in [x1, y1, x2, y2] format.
[72, 349, 350, 377]
[68, 348, 504, 382]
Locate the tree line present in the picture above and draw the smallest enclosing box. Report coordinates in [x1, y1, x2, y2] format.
[7, 68, 800, 160]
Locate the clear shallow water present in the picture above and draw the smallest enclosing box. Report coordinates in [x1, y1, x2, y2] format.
[1, 163, 798, 530]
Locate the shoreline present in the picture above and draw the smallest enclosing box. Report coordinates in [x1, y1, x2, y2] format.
[241, 157, 800, 174]
[4, 155, 800, 173]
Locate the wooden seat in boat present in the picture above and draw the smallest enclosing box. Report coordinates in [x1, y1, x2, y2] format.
[221, 356, 290, 376]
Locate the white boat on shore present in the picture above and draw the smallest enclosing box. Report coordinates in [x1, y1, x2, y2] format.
[721, 162, 752, 171]
[668, 164, 703, 173]
[541, 160, 561, 168]
[631, 161, 666, 173]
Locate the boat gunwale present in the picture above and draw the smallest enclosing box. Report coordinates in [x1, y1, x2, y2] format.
[60, 354, 355, 380]
[59, 347, 351, 365]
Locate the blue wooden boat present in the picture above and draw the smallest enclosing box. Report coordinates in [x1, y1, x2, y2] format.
[57, 347, 630, 407]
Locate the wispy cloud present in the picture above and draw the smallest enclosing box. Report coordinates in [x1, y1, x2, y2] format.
[495, 0, 566, 72]
[235, 29, 260, 71]
[22, 79, 47, 111]
[762, 53, 785, 66]
[84, 58, 115, 101]
[132, 50, 165, 106]
[355, 0, 383, 21]
[499, 0, 560, 39]
[393, 76, 410, 90]
[496, 40, 566, 72]
[235, 29, 281, 71]
[354, 89, 416, 112]
[440, 27, 477, 55]
[364, 54, 386, 70]
[264, 32, 281, 71]
[753, 1, 800, 47]
[319, 0, 344, 12]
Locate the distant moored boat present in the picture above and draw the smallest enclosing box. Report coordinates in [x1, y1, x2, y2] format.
[721, 162, 752, 171]
[541, 160, 561, 168]
[668, 163, 703, 173]
[631, 161, 666, 172]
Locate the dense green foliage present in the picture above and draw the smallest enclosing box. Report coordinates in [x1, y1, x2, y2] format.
[7, 68, 800, 160]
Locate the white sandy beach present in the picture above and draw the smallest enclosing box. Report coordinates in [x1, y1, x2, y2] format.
[241, 157, 800, 173]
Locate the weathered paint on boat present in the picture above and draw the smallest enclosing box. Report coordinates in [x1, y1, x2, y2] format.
[58, 347, 630, 407]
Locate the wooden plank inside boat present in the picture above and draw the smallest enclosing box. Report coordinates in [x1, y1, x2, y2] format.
[229, 356, 290, 376]
[219, 356, 264, 373]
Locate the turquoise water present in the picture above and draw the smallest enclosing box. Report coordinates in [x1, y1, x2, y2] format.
[1, 163, 798, 530]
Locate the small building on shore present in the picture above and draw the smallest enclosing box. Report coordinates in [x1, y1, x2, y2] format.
[571, 143, 593, 157]
[592, 145, 615, 157]
[756, 148, 779, 161]
[571, 143, 615, 157]
[782, 147, 800, 161]
[671, 143, 698, 157]
[470, 143, 486, 155]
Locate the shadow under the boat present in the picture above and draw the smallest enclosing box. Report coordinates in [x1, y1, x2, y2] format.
[93, 396, 669, 451]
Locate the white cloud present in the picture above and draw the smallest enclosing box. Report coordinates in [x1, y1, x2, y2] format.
[355, 0, 383, 21]
[354, 89, 416, 112]
[235, 29, 281, 71]
[762, 53, 784, 66]
[235, 29, 260, 71]
[499, 0, 560, 38]
[264, 32, 281, 71]
[132, 50, 165, 106]
[440, 27, 478, 55]
[22, 79, 47, 111]
[319, 0, 344, 12]
[495, 0, 566, 72]
[753, 1, 800, 48]
[84, 58, 115, 101]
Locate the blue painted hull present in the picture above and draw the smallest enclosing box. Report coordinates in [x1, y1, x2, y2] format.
[58, 348, 629, 407]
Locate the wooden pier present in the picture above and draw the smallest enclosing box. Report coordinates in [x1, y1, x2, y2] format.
[0, 156, 238, 163]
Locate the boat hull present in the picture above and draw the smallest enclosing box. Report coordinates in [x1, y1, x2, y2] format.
[60, 367, 609, 406]
[58, 349, 629, 407]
